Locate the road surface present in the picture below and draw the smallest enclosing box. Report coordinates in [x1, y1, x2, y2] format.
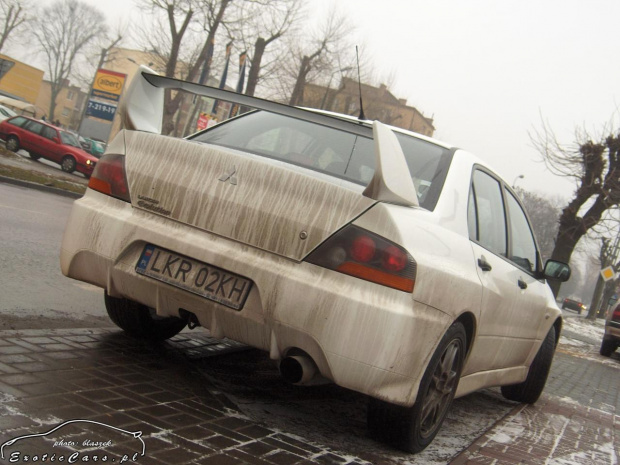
[0, 182, 109, 330]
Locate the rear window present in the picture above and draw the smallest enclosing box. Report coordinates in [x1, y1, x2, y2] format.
[190, 111, 452, 210]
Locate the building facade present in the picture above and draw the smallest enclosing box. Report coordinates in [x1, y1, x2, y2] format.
[35, 80, 88, 130]
[303, 78, 435, 137]
[0, 54, 44, 104]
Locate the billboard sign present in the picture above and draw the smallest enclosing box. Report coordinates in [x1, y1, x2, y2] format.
[85, 100, 118, 122]
[92, 69, 126, 101]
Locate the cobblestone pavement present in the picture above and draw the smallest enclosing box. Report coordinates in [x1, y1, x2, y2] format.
[0, 327, 618, 464]
[452, 336, 620, 464]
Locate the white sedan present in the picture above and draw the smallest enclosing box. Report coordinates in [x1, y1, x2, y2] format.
[60, 67, 570, 453]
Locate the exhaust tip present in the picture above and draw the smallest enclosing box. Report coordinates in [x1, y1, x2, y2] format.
[280, 357, 304, 384]
[279, 355, 317, 385]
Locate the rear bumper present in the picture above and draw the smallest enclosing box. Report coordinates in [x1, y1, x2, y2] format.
[60, 190, 452, 406]
[605, 321, 620, 341]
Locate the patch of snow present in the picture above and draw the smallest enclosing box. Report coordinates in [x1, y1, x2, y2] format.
[561, 317, 605, 340]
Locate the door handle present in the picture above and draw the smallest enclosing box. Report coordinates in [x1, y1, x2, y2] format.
[518, 278, 528, 290]
[478, 256, 492, 272]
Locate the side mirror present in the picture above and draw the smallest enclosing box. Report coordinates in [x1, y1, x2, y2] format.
[544, 260, 571, 282]
[53, 137, 61, 144]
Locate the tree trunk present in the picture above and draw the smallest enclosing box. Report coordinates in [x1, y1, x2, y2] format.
[162, 0, 231, 135]
[48, 86, 59, 122]
[245, 37, 266, 97]
[289, 55, 311, 106]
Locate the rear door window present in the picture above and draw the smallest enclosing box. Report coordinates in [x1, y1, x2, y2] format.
[23, 120, 44, 135]
[469, 170, 507, 257]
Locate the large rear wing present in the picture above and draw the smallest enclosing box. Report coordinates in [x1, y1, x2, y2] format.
[119, 66, 418, 207]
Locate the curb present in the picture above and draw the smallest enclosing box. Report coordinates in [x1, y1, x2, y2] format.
[0, 174, 84, 199]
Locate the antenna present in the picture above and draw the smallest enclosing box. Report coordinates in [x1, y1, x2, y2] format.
[356, 46, 366, 120]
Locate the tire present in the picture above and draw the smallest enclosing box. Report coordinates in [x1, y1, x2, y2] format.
[600, 336, 616, 357]
[368, 322, 466, 453]
[61, 155, 76, 173]
[29, 153, 40, 160]
[6, 136, 19, 152]
[501, 326, 556, 403]
[104, 292, 187, 341]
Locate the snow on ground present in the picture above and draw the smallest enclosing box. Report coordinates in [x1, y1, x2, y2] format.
[561, 316, 606, 341]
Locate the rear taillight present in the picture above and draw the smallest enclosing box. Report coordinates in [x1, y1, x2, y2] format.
[305, 225, 416, 293]
[612, 306, 620, 322]
[88, 154, 131, 202]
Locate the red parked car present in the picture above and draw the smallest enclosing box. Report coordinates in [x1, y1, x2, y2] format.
[0, 116, 98, 177]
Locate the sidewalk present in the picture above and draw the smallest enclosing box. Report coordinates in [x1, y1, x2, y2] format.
[453, 347, 620, 464]
[0, 326, 618, 464]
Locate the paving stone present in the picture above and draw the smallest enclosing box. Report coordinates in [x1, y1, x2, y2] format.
[265, 450, 305, 465]
[20, 337, 58, 345]
[2, 373, 43, 385]
[152, 446, 202, 463]
[0, 354, 35, 363]
[196, 453, 247, 465]
[0, 361, 21, 374]
[201, 434, 242, 449]
[228, 449, 275, 465]
[312, 452, 351, 464]
[12, 362, 53, 372]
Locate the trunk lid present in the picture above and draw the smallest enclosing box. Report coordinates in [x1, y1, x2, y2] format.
[124, 131, 376, 260]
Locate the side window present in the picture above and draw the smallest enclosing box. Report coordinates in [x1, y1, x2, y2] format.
[468, 187, 478, 240]
[506, 191, 538, 273]
[23, 120, 44, 135]
[9, 116, 27, 127]
[470, 170, 507, 256]
[42, 126, 57, 140]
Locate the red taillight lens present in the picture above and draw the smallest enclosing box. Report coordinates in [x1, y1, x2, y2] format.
[612, 306, 620, 322]
[88, 154, 131, 202]
[350, 236, 376, 262]
[305, 225, 416, 293]
[382, 245, 407, 272]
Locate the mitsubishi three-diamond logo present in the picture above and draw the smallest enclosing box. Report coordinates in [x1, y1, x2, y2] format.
[218, 166, 238, 185]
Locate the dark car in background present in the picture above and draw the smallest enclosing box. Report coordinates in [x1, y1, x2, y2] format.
[561, 298, 586, 315]
[601, 304, 620, 356]
[0, 115, 98, 177]
[79, 136, 106, 158]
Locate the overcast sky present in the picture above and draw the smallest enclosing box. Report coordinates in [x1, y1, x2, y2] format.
[27, 0, 620, 199]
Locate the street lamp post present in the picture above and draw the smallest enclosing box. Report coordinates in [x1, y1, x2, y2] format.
[512, 174, 524, 189]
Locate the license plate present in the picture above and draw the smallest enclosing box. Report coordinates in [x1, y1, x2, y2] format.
[136, 245, 252, 310]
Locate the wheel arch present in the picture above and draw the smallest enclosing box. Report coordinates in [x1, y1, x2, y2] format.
[552, 317, 562, 349]
[454, 311, 477, 356]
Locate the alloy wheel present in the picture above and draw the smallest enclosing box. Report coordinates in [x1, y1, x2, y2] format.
[419, 339, 462, 438]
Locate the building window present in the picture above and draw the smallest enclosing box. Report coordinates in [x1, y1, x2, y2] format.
[67, 90, 75, 100]
[62, 108, 70, 117]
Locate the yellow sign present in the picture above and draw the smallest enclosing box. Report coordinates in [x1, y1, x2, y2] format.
[601, 266, 616, 281]
[92, 69, 126, 96]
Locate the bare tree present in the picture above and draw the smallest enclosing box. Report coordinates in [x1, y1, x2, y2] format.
[139, 0, 195, 80]
[32, 0, 107, 121]
[164, 0, 235, 134]
[234, 0, 301, 97]
[531, 118, 620, 297]
[0, 0, 30, 53]
[516, 188, 560, 261]
[287, 11, 353, 106]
